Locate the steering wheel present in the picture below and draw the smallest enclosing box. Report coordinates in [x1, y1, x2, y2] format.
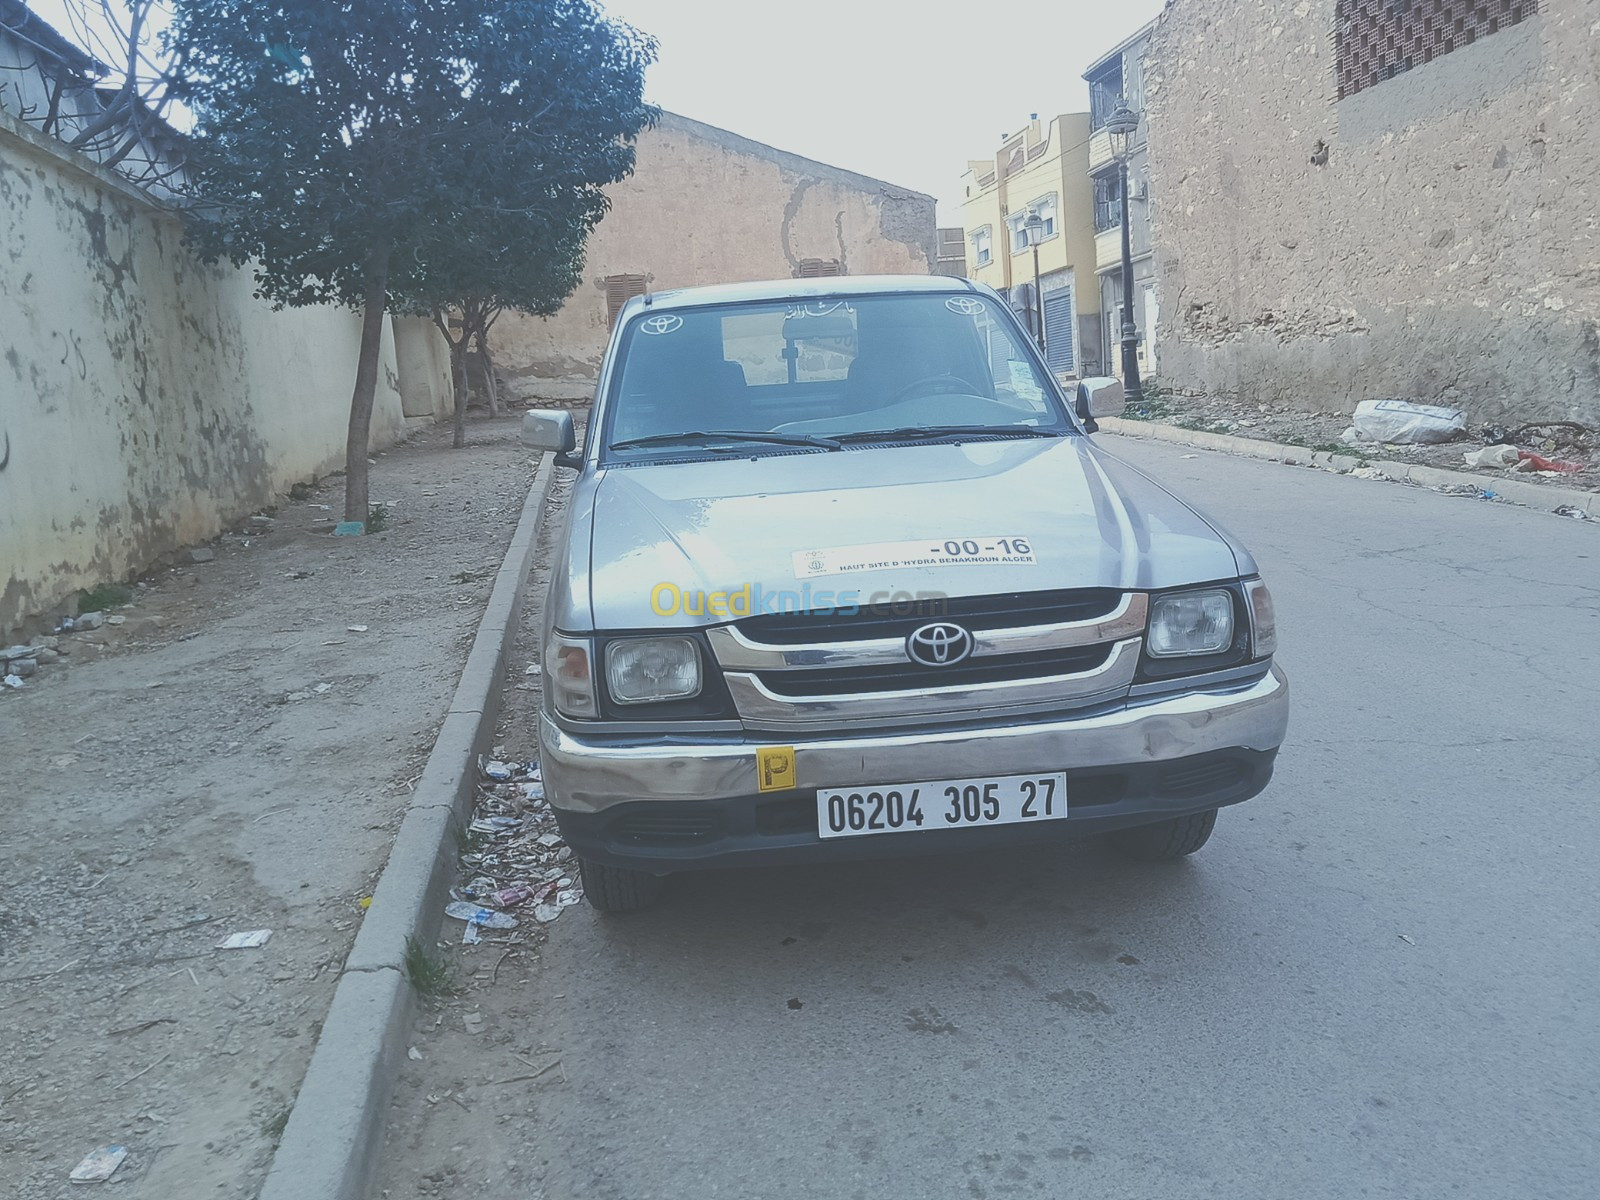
[886, 373, 968, 405]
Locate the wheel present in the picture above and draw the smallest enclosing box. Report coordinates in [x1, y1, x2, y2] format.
[578, 857, 663, 913]
[1109, 809, 1218, 862]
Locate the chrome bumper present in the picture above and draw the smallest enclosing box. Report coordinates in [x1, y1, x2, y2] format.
[539, 664, 1289, 815]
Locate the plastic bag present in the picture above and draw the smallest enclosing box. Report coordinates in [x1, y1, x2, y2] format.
[1351, 400, 1466, 445]
[1463, 444, 1519, 468]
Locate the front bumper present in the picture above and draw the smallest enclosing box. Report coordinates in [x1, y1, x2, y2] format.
[538, 664, 1288, 871]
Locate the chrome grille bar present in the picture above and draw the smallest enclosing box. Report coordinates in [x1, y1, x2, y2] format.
[708, 593, 1147, 672]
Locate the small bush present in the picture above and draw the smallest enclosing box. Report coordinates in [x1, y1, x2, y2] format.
[78, 584, 133, 611]
[404, 936, 458, 998]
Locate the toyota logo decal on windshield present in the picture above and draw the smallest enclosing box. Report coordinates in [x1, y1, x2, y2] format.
[640, 314, 683, 335]
[906, 622, 975, 668]
[944, 296, 986, 316]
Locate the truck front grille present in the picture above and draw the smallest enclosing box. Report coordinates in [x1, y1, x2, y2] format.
[736, 588, 1123, 644]
[707, 590, 1148, 732]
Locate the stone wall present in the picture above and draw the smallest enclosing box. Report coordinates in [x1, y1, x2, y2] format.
[491, 112, 937, 390]
[0, 113, 452, 636]
[1144, 0, 1599, 422]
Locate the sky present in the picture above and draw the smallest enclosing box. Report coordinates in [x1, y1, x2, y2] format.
[19, 0, 1165, 223]
[595, 0, 1166, 222]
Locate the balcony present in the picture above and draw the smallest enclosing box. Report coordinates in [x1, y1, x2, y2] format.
[1095, 227, 1123, 274]
[1087, 127, 1115, 173]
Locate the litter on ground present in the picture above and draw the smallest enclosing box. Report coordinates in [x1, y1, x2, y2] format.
[69, 1145, 128, 1182]
[216, 930, 273, 949]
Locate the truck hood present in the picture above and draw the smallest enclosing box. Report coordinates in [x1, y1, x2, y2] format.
[581, 437, 1245, 629]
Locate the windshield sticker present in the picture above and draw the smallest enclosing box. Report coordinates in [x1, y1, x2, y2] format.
[784, 300, 854, 319]
[944, 296, 987, 316]
[639, 314, 683, 335]
[794, 536, 1035, 579]
[1007, 360, 1044, 402]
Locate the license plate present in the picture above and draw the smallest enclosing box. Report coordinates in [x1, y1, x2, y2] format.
[816, 773, 1068, 840]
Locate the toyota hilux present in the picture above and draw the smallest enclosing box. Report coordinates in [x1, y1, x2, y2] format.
[520, 275, 1288, 911]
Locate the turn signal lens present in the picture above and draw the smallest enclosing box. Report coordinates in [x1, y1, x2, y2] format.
[547, 634, 597, 717]
[1245, 579, 1277, 659]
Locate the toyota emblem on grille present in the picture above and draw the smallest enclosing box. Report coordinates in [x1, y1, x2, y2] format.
[906, 622, 974, 668]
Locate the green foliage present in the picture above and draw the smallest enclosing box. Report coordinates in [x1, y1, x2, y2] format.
[403, 936, 459, 998]
[171, 0, 658, 314]
[366, 503, 390, 533]
[78, 583, 134, 611]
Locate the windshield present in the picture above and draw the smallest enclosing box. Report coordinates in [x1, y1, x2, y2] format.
[603, 293, 1070, 456]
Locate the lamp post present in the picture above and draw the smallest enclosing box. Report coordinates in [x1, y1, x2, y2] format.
[1104, 102, 1143, 403]
[1024, 210, 1046, 353]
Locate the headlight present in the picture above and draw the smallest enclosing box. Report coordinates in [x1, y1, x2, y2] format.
[1147, 588, 1234, 657]
[1244, 579, 1277, 658]
[547, 633, 597, 717]
[606, 637, 702, 704]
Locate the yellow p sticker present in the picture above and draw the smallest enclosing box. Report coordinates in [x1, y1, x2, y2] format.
[756, 745, 797, 793]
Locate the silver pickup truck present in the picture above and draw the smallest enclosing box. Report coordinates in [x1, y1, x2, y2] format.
[520, 275, 1288, 911]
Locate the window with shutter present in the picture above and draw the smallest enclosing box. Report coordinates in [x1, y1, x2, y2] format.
[603, 273, 648, 328]
[796, 258, 844, 278]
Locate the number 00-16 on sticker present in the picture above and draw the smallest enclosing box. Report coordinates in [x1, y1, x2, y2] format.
[816, 773, 1068, 840]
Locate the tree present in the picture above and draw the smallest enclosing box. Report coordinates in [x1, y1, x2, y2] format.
[168, 0, 656, 524]
[400, 186, 603, 447]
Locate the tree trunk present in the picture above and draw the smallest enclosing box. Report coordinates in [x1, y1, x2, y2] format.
[476, 319, 501, 417]
[344, 243, 391, 524]
[451, 337, 470, 449]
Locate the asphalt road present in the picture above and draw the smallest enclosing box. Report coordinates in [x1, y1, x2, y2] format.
[377, 438, 1598, 1200]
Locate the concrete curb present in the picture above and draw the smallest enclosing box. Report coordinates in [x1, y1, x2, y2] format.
[1095, 416, 1600, 517]
[258, 453, 558, 1200]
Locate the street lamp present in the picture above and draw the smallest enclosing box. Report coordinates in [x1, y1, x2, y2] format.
[1105, 102, 1144, 404]
[1024, 210, 1046, 353]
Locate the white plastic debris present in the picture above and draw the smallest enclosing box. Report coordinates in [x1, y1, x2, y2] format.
[444, 901, 518, 930]
[69, 1145, 128, 1182]
[217, 930, 273, 949]
[347, 625, 369, 633]
[469, 816, 521, 836]
[1464, 444, 1519, 468]
[3, 674, 22, 689]
[408, 1046, 424, 1061]
[1351, 399, 1465, 445]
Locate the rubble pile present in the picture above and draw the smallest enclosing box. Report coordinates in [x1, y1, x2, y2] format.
[1, 614, 114, 689]
[445, 755, 583, 939]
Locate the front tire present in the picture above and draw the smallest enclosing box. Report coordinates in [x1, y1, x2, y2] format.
[579, 857, 663, 913]
[1110, 808, 1218, 861]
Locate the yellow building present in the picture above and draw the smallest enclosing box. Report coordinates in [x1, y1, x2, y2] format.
[959, 114, 1099, 380]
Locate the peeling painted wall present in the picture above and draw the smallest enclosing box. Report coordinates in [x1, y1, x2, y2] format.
[492, 112, 937, 386]
[1145, 0, 1600, 421]
[0, 114, 426, 635]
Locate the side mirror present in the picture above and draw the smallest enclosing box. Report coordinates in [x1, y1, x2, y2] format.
[1075, 377, 1125, 432]
[521, 410, 577, 461]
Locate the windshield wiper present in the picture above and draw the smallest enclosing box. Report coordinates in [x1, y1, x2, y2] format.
[609, 430, 842, 452]
[832, 425, 1065, 444]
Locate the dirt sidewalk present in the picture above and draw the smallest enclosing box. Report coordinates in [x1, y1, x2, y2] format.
[0, 418, 538, 1199]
